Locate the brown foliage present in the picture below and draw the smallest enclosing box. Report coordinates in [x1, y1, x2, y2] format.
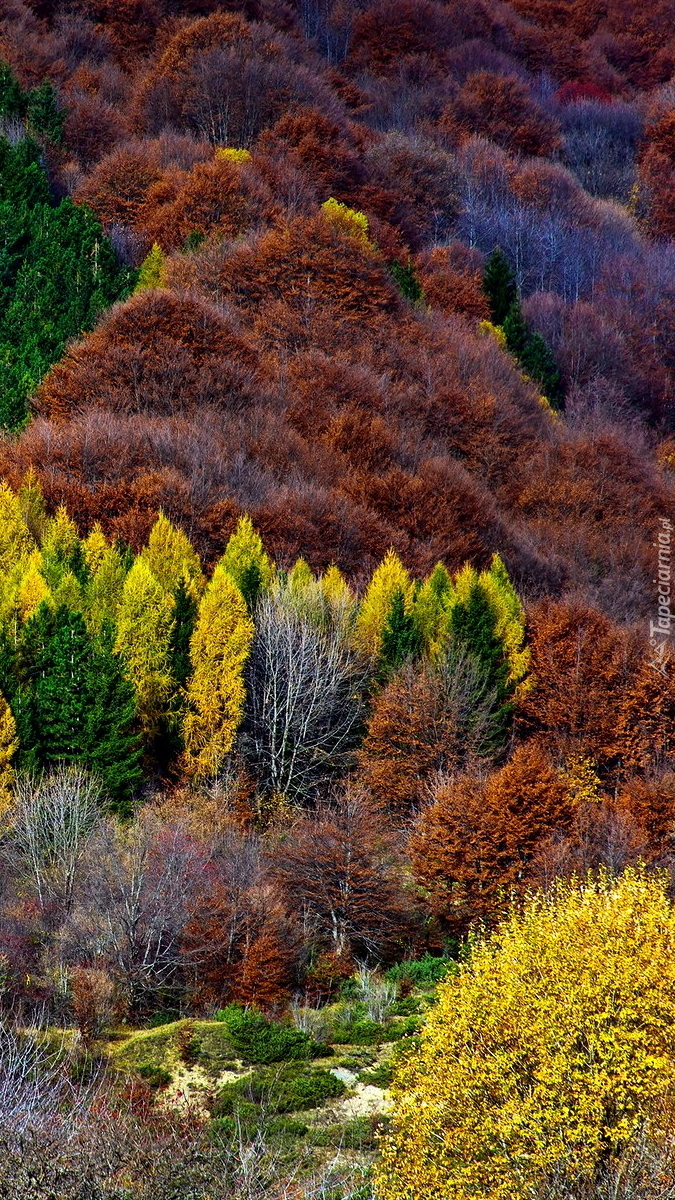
[410, 741, 574, 935]
[443, 71, 562, 157]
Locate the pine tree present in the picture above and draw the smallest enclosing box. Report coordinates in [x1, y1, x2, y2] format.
[379, 589, 423, 678]
[0, 62, 25, 120]
[390, 259, 424, 305]
[483, 247, 517, 325]
[141, 511, 203, 595]
[115, 558, 175, 738]
[182, 565, 254, 780]
[220, 515, 275, 609]
[84, 620, 142, 813]
[26, 82, 63, 145]
[354, 550, 413, 659]
[135, 243, 166, 291]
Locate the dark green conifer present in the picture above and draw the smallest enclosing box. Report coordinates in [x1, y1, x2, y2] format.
[390, 259, 425, 305]
[450, 582, 513, 754]
[483, 247, 517, 325]
[503, 300, 529, 357]
[84, 620, 142, 814]
[520, 332, 563, 408]
[379, 588, 423, 679]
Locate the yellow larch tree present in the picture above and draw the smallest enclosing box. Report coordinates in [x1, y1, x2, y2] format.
[353, 550, 413, 658]
[86, 543, 128, 631]
[141, 511, 204, 596]
[115, 558, 175, 736]
[219, 514, 275, 605]
[0, 481, 35, 575]
[182, 564, 254, 780]
[0, 694, 17, 819]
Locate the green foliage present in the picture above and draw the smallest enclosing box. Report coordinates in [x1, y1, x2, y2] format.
[385, 954, 455, 988]
[502, 299, 528, 356]
[214, 1064, 346, 1117]
[137, 1063, 172, 1089]
[449, 581, 514, 753]
[378, 588, 423, 679]
[359, 1061, 394, 1087]
[520, 331, 563, 407]
[483, 247, 517, 325]
[390, 260, 424, 304]
[308, 1115, 385, 1149]
[214, 1006, 326, 1064]
[331, 1017, 389, 1046]
[26, 82, 63, 144]
[0, 84, 134, 428]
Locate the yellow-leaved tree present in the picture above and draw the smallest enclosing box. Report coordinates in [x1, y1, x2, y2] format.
[0, 693, 17, 818]
[376, 870, 675, 1200]
[141, 511, 204, 596]
[220, 515, 275, 608]
[354, 550, 413, 658]
[115, 558, 175, 736]
[0, 481, 35, 575]
[448, 554, 530, 690]
[182, 564, 254, 779]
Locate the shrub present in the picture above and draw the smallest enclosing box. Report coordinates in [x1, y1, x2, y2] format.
[214, 1005, 326, 1063]
[214, 1064, 346, 1117]
[137, 1063, 172, 1089]
[385, 954, 454, 990]
[377, 870, 675, 1200]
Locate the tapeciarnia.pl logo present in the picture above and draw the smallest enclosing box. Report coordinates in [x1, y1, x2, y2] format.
[649, 516, 673, 677]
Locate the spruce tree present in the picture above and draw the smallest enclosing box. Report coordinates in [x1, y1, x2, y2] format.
[33, 605, 91, 765]
[483, 247, 517, 325]
[503, 300, 529, 357]
[390, 259, 424, 305]
[169, 577, 198, 690]
[450, 581, 513, 754]
[379, 588, 423, 679]
[84, 620, 142, 814]
[520, 332, 563, 407]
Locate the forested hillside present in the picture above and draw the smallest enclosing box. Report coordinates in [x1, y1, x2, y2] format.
[1, 0, 675, 1197]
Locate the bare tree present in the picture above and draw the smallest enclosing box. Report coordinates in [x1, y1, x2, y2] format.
[63, 813, 216, 1012]
[7, 766, 102, 911]
[240, 594, 368, 803]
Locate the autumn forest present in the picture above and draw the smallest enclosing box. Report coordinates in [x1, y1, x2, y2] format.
[2, 0, 675, 1196]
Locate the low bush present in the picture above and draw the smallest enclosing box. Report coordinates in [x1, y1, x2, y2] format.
[214, 1005, 326, 1063]
[213, 1064, 346, 1118]
[137, 1063, 172, 1088]
[385, 954, 454, 990]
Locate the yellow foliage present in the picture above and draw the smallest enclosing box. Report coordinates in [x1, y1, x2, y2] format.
[82, 524, 108, 574]
[215, 146, 251, 162]
[321, 196, 370, 242]
[135, 242, 166, 291]
[17, 470, 47, 542]
[182, 565, 254, 780]
[0, 694, 17, 819]
[141, 511, 204, 596]
[564, 755, 603, 804]
[413, 562, 454, 659]
[376, 870, 675, 1200]
[17, 554, 51, 621]
[115, 558, 175, 735]
[86, 544, 128, 631]
[448, 555, 530, 689]
[0, 481, 35, 574]
[288, 557, 314, 594]
[220, 515, 275, 597]
[41, 506, 81, 564]
[478, 318, 507, 348]
[354, 550, 413, 658]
